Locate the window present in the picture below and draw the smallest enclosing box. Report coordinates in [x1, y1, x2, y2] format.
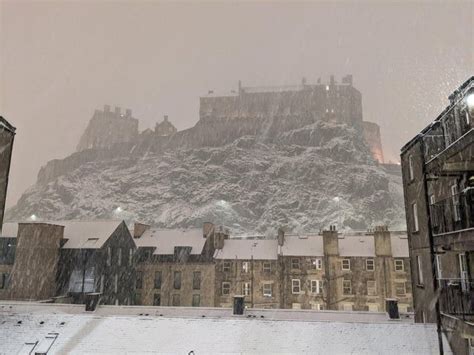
[311, 303, 323, 310]
[435, 254, 443, 281]
[100, 274, 104, 293]
[292, 279, 301, 294]
[172, 294, 180, 307]
[342, 259, 351, 270]
[0, 273, 9, 289]
[107, 247, 112, 266]
[263, 283, 272, 297]
[368, 304, 379, 312]
[430, 195, 438, 227]
[242, 282, 251, 296]
[129, 249, 133, 265]
[412, 203, 419, 232]
[367, 281, 376, 296]
[135, 271, 143, 289]
[173, 271, 181, 290]
[366, 259, 375, 271]
[452, 184, 461, 221]
[408, 155, 414, 181]
[395, 282, 406, 296]
[311, 280, 322, 294]
[343, 280, 352, 295]
[153, 293, 161, 306]
[292, 303, 301, 309]
[222, 282, 231, 295]
[242, 261, 249, 273]
[263, 262, 271, 272]
[416, 255, 424, 285]
[394, 259, 404, 272]
[193, 271, 201, 290]
[192, 294, 200, 307]
[135, 292, 141, 305]
[117, 248, 122, 266]
[398, 304, 409, 313]
[310, 258, 322, 270]
[291, 258, 300, 269]
[114, 274, 118, 293]
[154, 271, 162, 289]
[223, 261, 231, 272]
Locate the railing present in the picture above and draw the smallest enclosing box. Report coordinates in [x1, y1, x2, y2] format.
[431, 192, 474, 235]
[438, 278, 474, 320]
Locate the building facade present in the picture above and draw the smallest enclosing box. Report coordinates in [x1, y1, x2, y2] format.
[0, 117, 15, 233]
[400, 76, 474, 354]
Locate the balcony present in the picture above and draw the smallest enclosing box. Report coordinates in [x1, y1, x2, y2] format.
[438, 278, 474, 321]
[430, 191, 474, 235]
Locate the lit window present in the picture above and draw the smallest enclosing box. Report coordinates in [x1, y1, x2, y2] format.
[343, 280, 352, 295]
[366, 259, 375, 271]
[242, 282, 251, 296]
[412, 203, 419, 232]
[311, 280, 322, 294]
[310, 258, 322, 270]
[292, 279, 301, 294]
[342, 259, 351, 271]
[263, 283, 272, 297]
[291, 258, 300, 269]
[394, 259, 404, 272]
[367, 281, 376, 296]
[222, 282, 231, 295]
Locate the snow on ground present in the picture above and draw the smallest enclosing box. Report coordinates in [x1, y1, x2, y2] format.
[0, 303, 451, 354]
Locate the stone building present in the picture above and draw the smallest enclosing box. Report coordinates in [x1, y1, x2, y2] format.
[155, 115, 177, 136]
[400, 76, 473, 354]
[76, 105, 139, 152]
[0, 220, 136, 305]
[0, 117, 15, 232]
[133, 223, 221, 307]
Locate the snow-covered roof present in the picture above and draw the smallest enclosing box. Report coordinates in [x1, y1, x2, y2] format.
[0, 220, 123, 249]
[391, 233, 409, 258]
[214, 238, 278, 260]
[0, 302, 452, 354]
[339, 235, 376, 257]
[0, 116, 15, 133]
[281, 234, 324, 256]
[135, 228, 206, 255]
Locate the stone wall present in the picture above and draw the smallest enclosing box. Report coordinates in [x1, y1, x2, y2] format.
[362, 121, 384, 163]
[0, 118, 15, 232]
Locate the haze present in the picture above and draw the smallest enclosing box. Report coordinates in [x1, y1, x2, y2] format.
[1, 1, 472, 209]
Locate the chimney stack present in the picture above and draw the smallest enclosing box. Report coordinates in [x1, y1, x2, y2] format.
[323, 225, 339, 256]
[374, 225, 392, 257]
[277, 227, 285, 246]
[114, 106, 121, 115]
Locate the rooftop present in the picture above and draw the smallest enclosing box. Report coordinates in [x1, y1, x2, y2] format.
[0, 116, 16, 133]
[0, 302, 451, 354]
[134, 228, 206, 255]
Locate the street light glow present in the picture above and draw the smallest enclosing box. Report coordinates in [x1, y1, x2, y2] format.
[115, 207, 123, 213]
[333, 197, 341, 202]
[29, 214, 38, 221]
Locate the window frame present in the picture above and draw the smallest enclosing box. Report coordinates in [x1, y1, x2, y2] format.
[242, 282, 251, 296]
[342, 280, 352, 295]
[416, 255, 424, 285]
[366, 259, 375, 271]
[367, 280, 376, 296]
[193, 271, 201, 290]
[291, 279, 301, 294]
[135, 271, 143, 290]
[153, 293, 161, 306]
[223, 261, 231, 272]
[242, 261, 250, 273]
[222, 282, 231, 295]
[342, 259, 351, 271]
[394, 259, 404, 272]
[263, 261, 271, 273]
[395, 282, 406, 296]
[311, 280, 322, 294]
[408, 155, 414, 181]
[173, 271, 182, 290]
[412, 202, 419, 232]
[263, 283, 272, 297]
[154, 271, 162, 289]
[291, 258, 300, 270]
[192, 294, 201, 307]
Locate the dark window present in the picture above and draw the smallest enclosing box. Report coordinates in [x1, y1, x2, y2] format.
[153, 293, 161, 306]
[0, 273, 9, 289]
[291, 258, 300, 269]
[192, 294, 200, 307]
[154, 271, 162, 289]
[193, 271, 201, 290]
[136, 271, 143, 289]
[172, 294, 180, 306]
[174, 271, 182, 290]
[223, 261, 231, 272]
[263, 262, 271, 272]
[134, 292, 141, 305]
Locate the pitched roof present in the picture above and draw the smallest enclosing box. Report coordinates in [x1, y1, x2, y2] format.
[339, 235, 375, 257]
[391, 233, 409, 258]
[214, 238, 278, 260]
[1, 220, 123, 249]
[0, 116, 16, 133]
[281, 234, 324, 256]
[135, 228, 206, 255]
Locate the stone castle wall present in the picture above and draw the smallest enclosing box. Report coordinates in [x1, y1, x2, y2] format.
[76, 105, 139, 152]
[362, 121, 384, 163]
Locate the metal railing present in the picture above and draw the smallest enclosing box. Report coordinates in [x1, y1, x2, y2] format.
[438, 278, 474, 320]
[431, 192, 474, 235]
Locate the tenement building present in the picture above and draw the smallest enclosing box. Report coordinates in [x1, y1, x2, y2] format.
[133, 223, 412, 313]
[0, 117, 15, 232]
[0, 220, 136, 305]
[401, 76, 473, 354]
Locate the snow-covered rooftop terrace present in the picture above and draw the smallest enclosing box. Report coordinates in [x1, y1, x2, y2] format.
[0, 302, 451, 354]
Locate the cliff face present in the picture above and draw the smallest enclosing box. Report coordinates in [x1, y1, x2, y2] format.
[7, 119, 405, 234]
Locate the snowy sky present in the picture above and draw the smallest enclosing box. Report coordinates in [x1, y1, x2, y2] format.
[1, 1, 472, 208]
